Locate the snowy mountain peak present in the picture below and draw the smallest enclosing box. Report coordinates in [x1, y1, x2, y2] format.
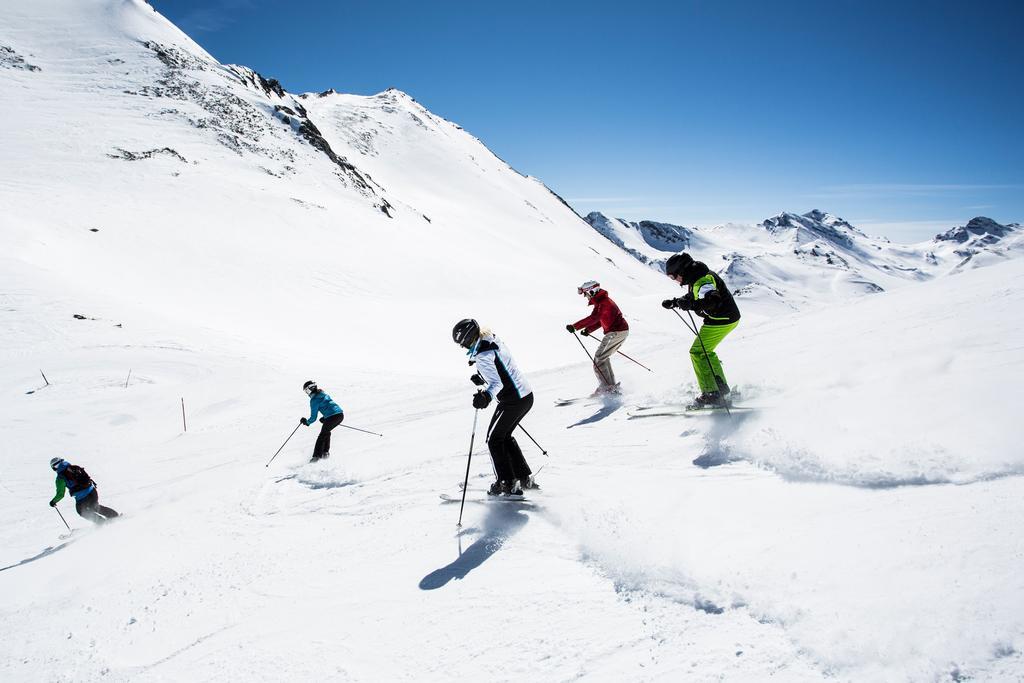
[934, 216, 1018, 243]
[926, 216, 1023, 273]
[759, 210, 869, 249]
[583, 212, 693, 268]
[0, 0, 650, 366]
[583, 206, 1022, 316]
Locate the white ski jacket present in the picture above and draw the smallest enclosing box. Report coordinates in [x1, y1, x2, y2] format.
[470, 333, 532, 403]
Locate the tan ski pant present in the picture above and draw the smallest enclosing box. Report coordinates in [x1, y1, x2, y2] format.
[593, 330, 629, 387]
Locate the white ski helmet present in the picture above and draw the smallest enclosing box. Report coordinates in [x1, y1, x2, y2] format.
[577, 280, 601, 297]
[49, 457, 64, 470]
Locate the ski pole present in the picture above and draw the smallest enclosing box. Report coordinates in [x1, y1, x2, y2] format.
[584, 335, 653, 372]
[672, 308, 698, 335]
[339, 423, 383, 437]
[570, 330, 612, 386]
[673, 309, 731, 417]
[516, 424, 548, 456]
[266, 422, 303, 467]
[457, 409, 480, 528]
[54, 506, 71, 531]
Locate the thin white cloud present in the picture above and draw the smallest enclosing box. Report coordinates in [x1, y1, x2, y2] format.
[808, 183, 1023, 199]
[848, 218, 963, 242]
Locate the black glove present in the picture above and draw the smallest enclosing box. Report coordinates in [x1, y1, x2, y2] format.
[580, 328, 590, 336]
[470, 373, 485, 386]
[677, 297, 695, 311]
[565, 324, 575, 333]
[661, 298, 678, 309]
[49, 500, 56, 507]
[300, 417, 309, 426]
[472, 391, 492, 410]
[319, 417, 325, 423]
[699, 291, 721, 312]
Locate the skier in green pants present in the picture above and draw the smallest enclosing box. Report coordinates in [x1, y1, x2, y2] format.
[661, 252, 741, 409]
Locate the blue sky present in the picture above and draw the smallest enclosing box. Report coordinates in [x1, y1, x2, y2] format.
[152, 0, 1023, 240]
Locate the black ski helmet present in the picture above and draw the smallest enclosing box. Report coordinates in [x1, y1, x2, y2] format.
[665, 252, 694, 278]
[452, 318, 480, 348]
[302, 380, 318, 395]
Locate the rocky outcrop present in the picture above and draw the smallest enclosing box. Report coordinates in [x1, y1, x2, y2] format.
[934, 217, 1016, 244]
[0, 45, 40, 71]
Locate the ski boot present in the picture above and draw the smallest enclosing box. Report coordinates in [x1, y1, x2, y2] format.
[521, 474, 540, 490]
[487, 480, 507, 496]
[687, 391, 727, 410]
[590, 382, 622, 398]
[507, 479, 524, 496]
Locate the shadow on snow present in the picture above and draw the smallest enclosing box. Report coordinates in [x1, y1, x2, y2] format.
[691, 410, 754, 469]
[566, 401, 622, 429]
[0, 539, 76, 572]
[418, 504, 529, 590]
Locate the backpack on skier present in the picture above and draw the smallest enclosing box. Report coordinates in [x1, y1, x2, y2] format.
[63, 464, 94, 491]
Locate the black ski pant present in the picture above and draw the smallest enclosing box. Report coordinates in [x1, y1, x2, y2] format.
[314, 412, 344, 459]
[76, 490, 119, 524]
[486, 393, 533, 483]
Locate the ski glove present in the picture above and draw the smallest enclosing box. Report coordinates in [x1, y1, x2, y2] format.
[49, 499, 56, 507]
[676, 297, 695, 311]
[698, 291, 721, 312]
[565, 324, 575, 333]
[661, 298, 678, 309]
[472, 391, 492, 410]
[300, 417, 309, 426]
[580, 328, 590, 336]
[470, 373, 486, 386]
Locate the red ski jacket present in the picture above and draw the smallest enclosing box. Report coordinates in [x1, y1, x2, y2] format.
[573, 290, 629, 334]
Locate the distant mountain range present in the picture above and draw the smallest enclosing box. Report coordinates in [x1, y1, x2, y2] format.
[584, 210, 1022, 313]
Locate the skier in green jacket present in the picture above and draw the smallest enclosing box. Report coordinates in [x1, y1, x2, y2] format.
[48, 457, 120, 524]
[661, 252, 741, 409]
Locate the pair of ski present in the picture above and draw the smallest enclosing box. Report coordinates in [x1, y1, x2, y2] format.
[553, 395, 621, 407]
[439, 482, 532, 504]
[627, 403, 753, 417]
[556, 395, 751, 417]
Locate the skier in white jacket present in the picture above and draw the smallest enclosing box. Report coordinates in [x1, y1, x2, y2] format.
[452, 318, 536, 496]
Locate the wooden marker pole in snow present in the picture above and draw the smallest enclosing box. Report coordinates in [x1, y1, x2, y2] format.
[40, 369, 50, 386]
[125, 369, 132, 388]
[181, 398, 187, 432]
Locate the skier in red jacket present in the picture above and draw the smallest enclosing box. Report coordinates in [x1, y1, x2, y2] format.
[566, 281, 630, 395]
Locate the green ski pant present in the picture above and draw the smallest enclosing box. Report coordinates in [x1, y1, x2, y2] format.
[689, 321, 738, 393]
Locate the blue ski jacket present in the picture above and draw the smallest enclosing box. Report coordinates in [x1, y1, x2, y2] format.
[308, 391, 343, 424]
[51, 461, 95, 503]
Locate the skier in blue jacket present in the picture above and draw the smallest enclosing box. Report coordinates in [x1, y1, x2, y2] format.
[300, 380, 344, 462]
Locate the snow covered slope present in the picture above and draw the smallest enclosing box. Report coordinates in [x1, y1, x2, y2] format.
[2, 1, 1023, 681]
[0, 0, 665, 377]
[585, 210, 1023, 317]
